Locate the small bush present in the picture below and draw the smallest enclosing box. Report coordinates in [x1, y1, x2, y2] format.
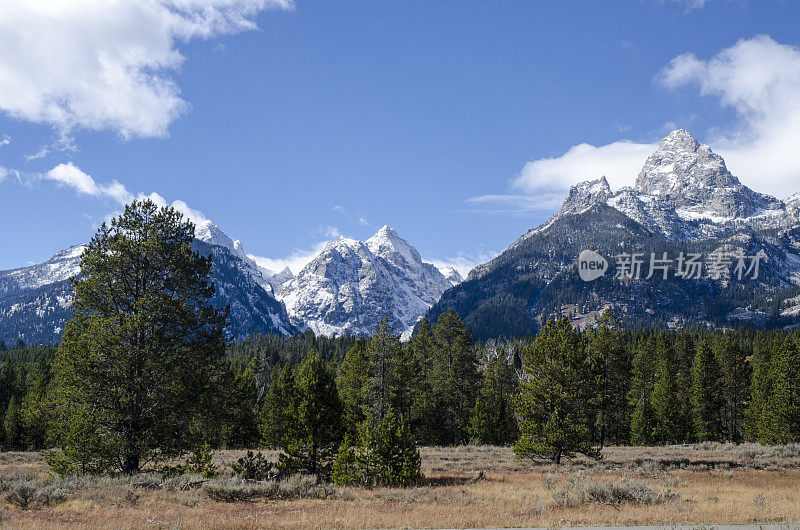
[552, 475, 678, 507]
[186, 443, 219, 478]
[332, 413, 422, 488]
[35, 484, 70, 507]
[203, 481, 278, 502]
[5, 483, 38, 509]
[42, 449, 79, 477]
[232, 451, 274, 480]
[202, 475, 334, 503]
[157, 444, 219, 479]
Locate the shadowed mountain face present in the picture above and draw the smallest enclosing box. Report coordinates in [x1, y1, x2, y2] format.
[0, 222, 297, 345]
[427, 130, 800, 339]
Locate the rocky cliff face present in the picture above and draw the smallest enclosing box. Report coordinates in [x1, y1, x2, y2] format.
[274, 226, 455, 337]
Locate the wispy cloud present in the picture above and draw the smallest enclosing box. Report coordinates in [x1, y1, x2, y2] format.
[647, 0, 715, 12]
[427, 250, 499, 279]
[464, 194, 563, 215]
[249, 226, 342, 275]
[43, 163, 133, 204]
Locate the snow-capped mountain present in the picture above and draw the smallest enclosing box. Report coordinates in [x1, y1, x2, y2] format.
[434, 130, 800, 338]
[273, 226, 456, 337]
[0, 220, 297, 344]
[544, 130, 797, 242]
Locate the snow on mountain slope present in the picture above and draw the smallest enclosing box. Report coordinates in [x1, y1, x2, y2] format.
[0, 220, 296, 343]
[436, 265, 464, 286]
[275, 227, 455, 337]
[0, 245, 85, 296]
[537, 130, 798, 242]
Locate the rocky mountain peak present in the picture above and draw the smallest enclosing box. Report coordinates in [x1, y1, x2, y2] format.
[558, 176, 613, 216]
[366, 225, 423, 270]
[275, 227, 455, 337]
[635, 129, 737, 197]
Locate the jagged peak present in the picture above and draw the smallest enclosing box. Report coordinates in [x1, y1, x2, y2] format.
[635, 129, 738, 196]
[659, 128, 700, 151]
[557, 176, 613, 216]
[194, 219, 235, 250]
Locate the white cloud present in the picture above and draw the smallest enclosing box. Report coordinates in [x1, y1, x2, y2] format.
[136, 191, 210, 227]
[0, 0, 292, 139]
[0, 135, 10, 147]
[249, 226, 341, 275]
[44, 162, 134, 204]
[427, 250, 498, 279]
[249, 242, 329, 276]
[660, 35, 800, 198]
[481, 35, 800, 213]
[649, 0, 712, 10]
[504, 141, 655, 210]
[15, 162, 210, 227]
[464, 194, 564, 214]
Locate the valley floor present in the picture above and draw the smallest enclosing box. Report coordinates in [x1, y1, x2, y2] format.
[2, 444, 800, 529]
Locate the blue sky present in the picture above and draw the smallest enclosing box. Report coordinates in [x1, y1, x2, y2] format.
[2, 0, 800, 274]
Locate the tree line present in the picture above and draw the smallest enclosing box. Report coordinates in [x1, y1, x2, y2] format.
[2, 200, 800, 480]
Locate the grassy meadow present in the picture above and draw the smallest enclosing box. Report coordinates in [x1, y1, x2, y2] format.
[1, 444, 800, 528]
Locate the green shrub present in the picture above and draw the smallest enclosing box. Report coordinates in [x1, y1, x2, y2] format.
[42, 449, 79, 477]
[232, 451, 274, 480]
[331, 412, 422, 488]
[186, 443, 219, 478]
[156, 443, 219, 479]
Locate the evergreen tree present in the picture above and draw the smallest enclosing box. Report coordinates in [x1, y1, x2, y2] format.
[3, 396, 23, 450]
[745, 334, 773, 441]
[650, 335, 681, 444]
[760, 336, 800, 443]
[278, 351, 343, 480]
[364, 319, 401, 421]
[514, 318, 598, 464]
[336, 343, 370, 437]
[49, 200, 228, 473]
[260, 364, 297, 448]
[629, 336, 658, 445]
[674, 333, 697, 443]
[691, 339, 724, 441]
[407, 318, 438, 443]
[332, 410, 421, 487]
[223, 358, 260, 448]
[587, 311, 629, 447]
[715, 334, 749, 442]
[469, 349, 519, 445]
[430, 311, 479, 445]
[22, 355, 51, 449]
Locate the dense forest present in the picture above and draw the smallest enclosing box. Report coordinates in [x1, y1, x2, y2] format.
[3, 200, 800, 485]
[2, 310, 799, 458]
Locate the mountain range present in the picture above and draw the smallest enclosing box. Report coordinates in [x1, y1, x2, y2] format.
[4, 129, 800, 344]
[0, 220, 459, 344]
[428, 129, 800, 338]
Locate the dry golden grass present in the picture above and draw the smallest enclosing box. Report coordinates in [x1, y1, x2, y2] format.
[2, 444, 800, 529]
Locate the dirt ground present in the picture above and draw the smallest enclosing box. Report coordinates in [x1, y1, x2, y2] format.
[2, 443, 800, 529]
